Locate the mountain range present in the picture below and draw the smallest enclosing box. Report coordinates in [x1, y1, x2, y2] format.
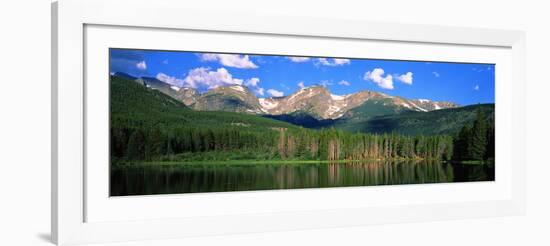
[121, 72, 459, 120]
[112, 72, 494, 136]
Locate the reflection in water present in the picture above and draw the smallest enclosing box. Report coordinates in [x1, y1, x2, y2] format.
[110, 160, 494, 196]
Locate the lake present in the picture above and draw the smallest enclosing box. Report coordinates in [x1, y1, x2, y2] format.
[110, 160, 494, 196]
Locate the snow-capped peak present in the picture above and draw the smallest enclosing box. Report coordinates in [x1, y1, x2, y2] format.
[418, 99, 430, 103]
[330, 94, 345, 100]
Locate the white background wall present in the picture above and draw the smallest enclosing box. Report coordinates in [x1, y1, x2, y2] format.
[1, 0, 548, 245]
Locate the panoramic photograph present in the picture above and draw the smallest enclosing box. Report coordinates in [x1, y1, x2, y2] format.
[109, 48, 495, 196]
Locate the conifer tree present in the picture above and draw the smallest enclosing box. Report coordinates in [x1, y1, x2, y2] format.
[126, 129, 146, 160]
[470, 108, 487, 160]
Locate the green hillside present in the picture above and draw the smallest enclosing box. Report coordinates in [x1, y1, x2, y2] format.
[110, 75, 296, 131]
[333, 104, 494, 135]
[263, 111, 335, 128]
[262, 100, 494, 137]
[342, 98, 409, 121]
[110, 75, 299, 161]
[262, 98, 406, 129]
[196, 93, 253, 112]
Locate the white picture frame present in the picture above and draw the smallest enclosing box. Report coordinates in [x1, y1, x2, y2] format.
[52, 0, 526, 245]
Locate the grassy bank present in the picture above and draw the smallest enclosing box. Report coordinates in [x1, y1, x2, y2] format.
[455, 159, 495, 165]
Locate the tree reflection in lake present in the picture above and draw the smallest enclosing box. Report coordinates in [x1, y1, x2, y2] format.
[110, 160, 494, 196]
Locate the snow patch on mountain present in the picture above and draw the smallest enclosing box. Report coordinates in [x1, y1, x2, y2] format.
[331, 94, 345, 100]
[409, 102, 428, 112]
[259, 98, 279, 110]
[401, 103, 412, 109]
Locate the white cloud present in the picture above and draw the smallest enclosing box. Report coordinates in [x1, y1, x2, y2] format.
[157, 67, 247, 90]
[432, 71, 440, 77]
[286, 57, 350, 66]
[244, 77, 260, 87]
[255, 87, 265, 96]
[287, 57, 311, 63]
[267, 89, 284, 97]
[297, 81, 305, 89]
[397, 72, 413, 85]
[158, 70, 264, 95]
[184, 67, 243, 89]
[156, 73, 185, 86]
[136, 61, 147, 70]
[364, 68, 394, 90]
[320, 80, 333, 87]
[474, 84, 479, 91]
[364, 68, 413, 89]
[333, 58, 351, 65]
[338, 80, 351, 86]
[200, 54, 258, 69]
[244, 77, 264, 96]
[316, 58, 351, 66]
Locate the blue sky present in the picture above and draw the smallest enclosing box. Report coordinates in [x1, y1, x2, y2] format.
[110, 48, 495, 105]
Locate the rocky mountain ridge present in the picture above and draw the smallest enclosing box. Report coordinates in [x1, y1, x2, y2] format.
[127, 74, 459, 120]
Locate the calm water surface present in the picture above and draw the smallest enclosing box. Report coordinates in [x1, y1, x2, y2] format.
[110, 160, 494, 196]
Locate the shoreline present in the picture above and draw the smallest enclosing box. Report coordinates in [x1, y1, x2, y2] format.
[112, 159, 493, 167]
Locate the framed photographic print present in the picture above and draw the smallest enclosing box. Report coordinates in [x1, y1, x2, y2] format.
[52, 0, 526, 245]
[108, 48, 496, 196]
